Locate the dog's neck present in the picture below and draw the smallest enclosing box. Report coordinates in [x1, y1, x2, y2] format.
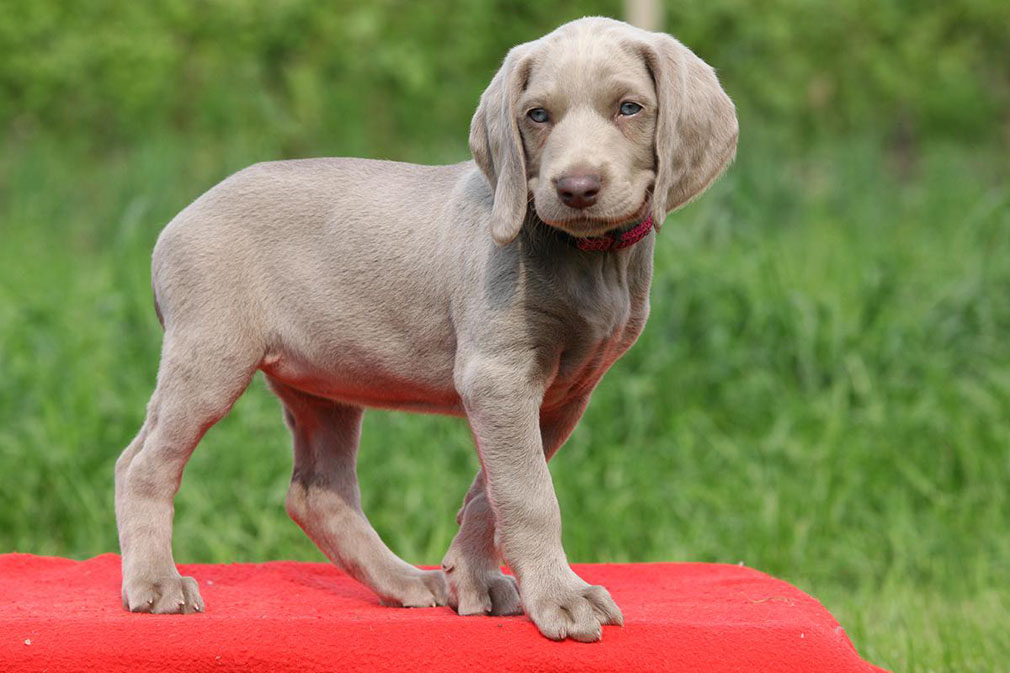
[515, 209, 655, 337]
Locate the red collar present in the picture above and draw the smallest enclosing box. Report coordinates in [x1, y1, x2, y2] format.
[574, 214, 655, 252]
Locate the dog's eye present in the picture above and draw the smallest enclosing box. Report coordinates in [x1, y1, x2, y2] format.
[619, 102, 643, 116]
[527, 108, 550, 123]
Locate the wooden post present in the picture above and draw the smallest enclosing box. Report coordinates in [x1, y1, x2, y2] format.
[624, 0, 662, 31]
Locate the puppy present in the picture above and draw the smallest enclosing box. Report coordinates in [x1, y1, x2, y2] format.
[114, 16, 737, 642]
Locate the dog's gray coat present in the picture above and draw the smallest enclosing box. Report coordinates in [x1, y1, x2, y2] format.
[114, 17, 737, 641]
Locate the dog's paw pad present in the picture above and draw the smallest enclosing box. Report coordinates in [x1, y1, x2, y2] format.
[527, 582, 622, 642]
[449, 569, 522, 616]
[379, 569, 449, 608]
[123, 574, 205, 614]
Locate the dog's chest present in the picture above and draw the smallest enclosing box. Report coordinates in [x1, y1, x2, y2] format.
[539, 257, 651, 407]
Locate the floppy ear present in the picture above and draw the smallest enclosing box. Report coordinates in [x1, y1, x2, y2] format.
[470, 46, 533, 246]
[644, 34, 738, 230]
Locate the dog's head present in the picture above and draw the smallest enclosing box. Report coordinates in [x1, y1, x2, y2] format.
[470, 17, 738, 245]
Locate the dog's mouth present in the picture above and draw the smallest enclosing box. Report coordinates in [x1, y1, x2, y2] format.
[536, 195, 652, 238]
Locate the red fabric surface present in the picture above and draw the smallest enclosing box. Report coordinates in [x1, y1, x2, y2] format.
[0, 554, 887, 672]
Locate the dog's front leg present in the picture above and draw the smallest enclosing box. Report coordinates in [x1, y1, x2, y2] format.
[457, 362, 623, 641]
[441, 470, 521, 616]
[442, 393, 594, 617]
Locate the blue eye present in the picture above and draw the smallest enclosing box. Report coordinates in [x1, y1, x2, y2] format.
[527, 108, 549, 123]
[619, 101, 643, 116]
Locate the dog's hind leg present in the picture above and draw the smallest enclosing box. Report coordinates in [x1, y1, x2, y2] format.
[115, 329, 259, 613]
[270, 378, 448, 608]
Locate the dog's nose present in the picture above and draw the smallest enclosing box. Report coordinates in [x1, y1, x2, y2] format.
[555, 173, 601, 209]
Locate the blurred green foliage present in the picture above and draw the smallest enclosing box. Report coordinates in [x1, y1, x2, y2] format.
[1, 3, 1008, 671]
[1, 0, 1007, 156]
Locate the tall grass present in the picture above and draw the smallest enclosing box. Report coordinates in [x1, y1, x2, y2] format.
[1, 131, 1007, 670]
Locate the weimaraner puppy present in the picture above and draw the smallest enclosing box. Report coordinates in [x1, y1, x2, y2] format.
[115, 16, 737, 642]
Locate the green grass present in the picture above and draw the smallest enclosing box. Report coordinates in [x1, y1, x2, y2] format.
[1, 132, 1008, 672]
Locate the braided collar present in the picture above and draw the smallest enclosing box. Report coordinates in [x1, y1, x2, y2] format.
[574, 214, 655, 252]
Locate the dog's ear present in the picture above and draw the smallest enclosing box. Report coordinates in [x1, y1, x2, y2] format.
[470, 46, 533, 246]
[644, 34, 738, 230]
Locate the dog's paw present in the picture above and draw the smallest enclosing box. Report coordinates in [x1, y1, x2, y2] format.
[445, 565, 522, 616]
[378, 568, 449, 608]
[122, 573, 204, 614]
[524, 578, 623, 642]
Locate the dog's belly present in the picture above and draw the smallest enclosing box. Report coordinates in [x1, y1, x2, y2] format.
[260, 333, 462, 414]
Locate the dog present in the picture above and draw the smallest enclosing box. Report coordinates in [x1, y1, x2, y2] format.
[114, 16, 737, 642]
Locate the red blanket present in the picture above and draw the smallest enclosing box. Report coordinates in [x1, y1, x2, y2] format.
[0, 554, 886, 672]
